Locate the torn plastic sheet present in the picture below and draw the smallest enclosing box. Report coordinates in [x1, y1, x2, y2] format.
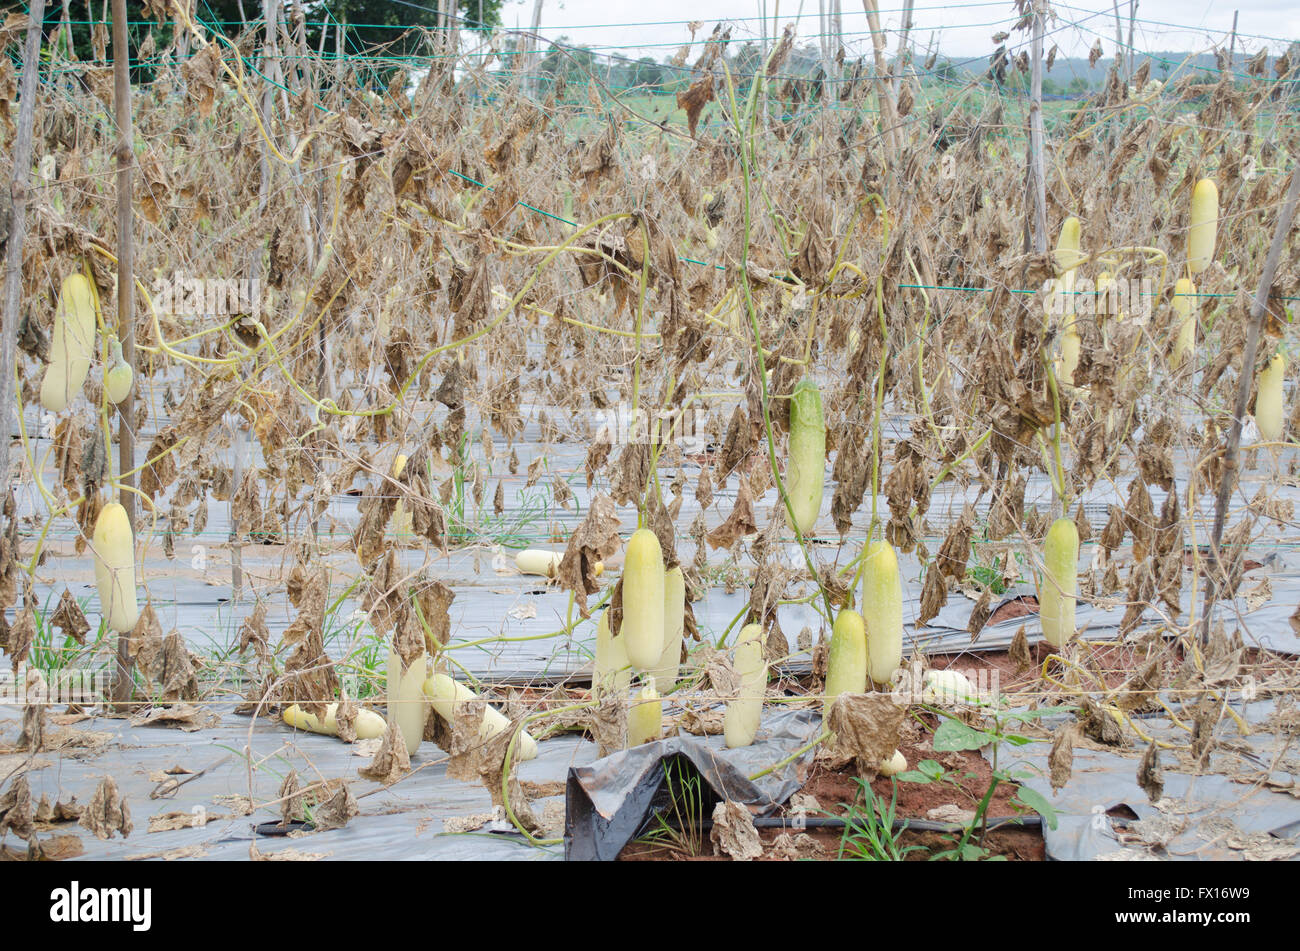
[992, 697, 1300, 861]
[564, 709, 821, 861]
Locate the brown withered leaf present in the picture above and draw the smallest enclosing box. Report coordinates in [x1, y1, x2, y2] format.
[412, 577, 456, 652]
[676, 73, 715, 138]
[18, 701, 46, 751]
[278, 771, 305, 825]
[1073, 501, 1093, 543]
[707, 477, 757, 550]
[936, 507, 975, 580]
[48, 588, 89, 645]
[1048, 723, 1075, 793]
[281, 570, 339, 720]
[136, 631, 200, 703]
[147, 810, 225, 833]
[826, 693, 906, 778]
[967, 589, 993, 640]
[590, 691, 628, 759]
[9, 834, 85, 862]
[7, 597, 35, 670]
[556, 494, 621, 617]
[676, 703, 726, 736]
[1137, 741, 1164, 802]
[1119, 559, 1155, 636]
[987, 474, 1025, 540]
[609, 443, 650, 508]
[357, 719, 411, 785]
[1116, 658, 1163, 713]
[128, 704, 217, 732]
[1009, 625, 1032, 672]
[1124, 479, 1155, 561]
[311, 782, 359, 832]
[79, 776, 132, 840]
[710, 800, 761, 861]
[247, 843, 327, 862]
[1099, 503, 1126, 554]
[0, 775, 33, 840]
[1079, 696, 1123, 745]
[238, 600, 272, 669]
[352, 486, 398, 569]
[918, 567, 948, 625]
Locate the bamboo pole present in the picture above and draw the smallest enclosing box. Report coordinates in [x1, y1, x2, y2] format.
[860, 0, 902, 176]
[110, 0, 137, 704]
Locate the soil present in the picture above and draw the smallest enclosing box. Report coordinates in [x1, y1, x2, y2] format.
[616, 700, 1049, 861]
[618, 824, 1044, 861]
[986, 595, 1039, 625]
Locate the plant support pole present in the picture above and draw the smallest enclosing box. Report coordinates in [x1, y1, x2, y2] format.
[1198, 165, 1300, 645]
[0, 0, 47, 488]
[111, 0, 138, 705]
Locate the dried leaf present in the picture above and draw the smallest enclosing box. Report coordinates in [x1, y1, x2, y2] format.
[710, 800, 761, 861]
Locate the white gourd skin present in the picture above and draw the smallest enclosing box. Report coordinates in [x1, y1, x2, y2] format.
[283, 703, 387, 741]
[861, 541, 903, 686]
[627, 677, 663, 747]
[1040, 517, 1079, 648]
[423, 674, 538, 761]
[593, 608, 632, 701]
[386, 649, 429, 755]
[1256, 353, 1286, 442]
[104, 339, 132, 404]
[878, 750, 907, 776]
[823, 610, 867, 713]
[104, 364, 133, 404]
[1187, 178, 1219, 276]
[622, 529, 665, 671]
[1053, 268, 1082, 386]
[1054, 216, 1082, 273]
[388, 454, 412, 541]
[1059, 325, 1082, 386]
[724, 623, 766, 749]
[1171, 278, 1197, 368]
[785, 378, 825, 535]
[923, 669, 977, 705]
[515, 549, 603, 579]
[515, 549, 561, 577]
[40, 274, 98, 412]
[92, 502, 139, 633]
[649, 567, 685, 692]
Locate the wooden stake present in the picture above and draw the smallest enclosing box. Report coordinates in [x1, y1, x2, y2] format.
[111, 0, 137, 704]
[0, 0, 47, 488]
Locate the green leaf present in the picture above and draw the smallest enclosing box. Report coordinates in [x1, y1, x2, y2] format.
[1013, 786, 1059, 830]
[1002, 733, 1033, 746]
[894, 771, 934, 784]
[918, 759, 946, 779]
[932, 718, 991, 752]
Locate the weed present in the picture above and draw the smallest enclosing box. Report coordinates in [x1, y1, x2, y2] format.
[633, 756, 708, 857]
[834, 778, 925, 861]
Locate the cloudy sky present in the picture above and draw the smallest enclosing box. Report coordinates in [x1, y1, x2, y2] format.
[490, 0, 1297, 64]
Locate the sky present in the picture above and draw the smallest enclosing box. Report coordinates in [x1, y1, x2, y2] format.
[490, 0, 1299, 65]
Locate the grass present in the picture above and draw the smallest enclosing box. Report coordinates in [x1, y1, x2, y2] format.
[24, 592, 112, 674]
[632, 755, 709, 858]
[834, 778, 925, 861]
